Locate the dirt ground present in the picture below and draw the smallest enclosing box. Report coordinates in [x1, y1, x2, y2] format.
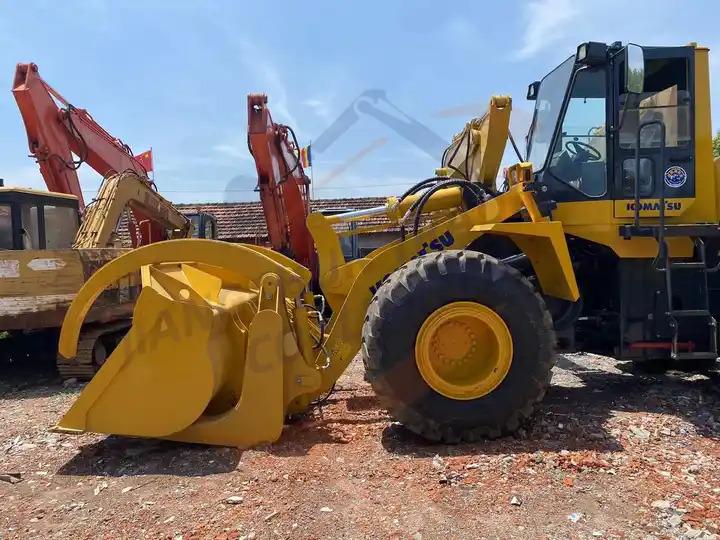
[1, 353, 719, 540]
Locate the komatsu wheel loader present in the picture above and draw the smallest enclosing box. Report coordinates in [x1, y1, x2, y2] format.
[55, 41, 719, 447]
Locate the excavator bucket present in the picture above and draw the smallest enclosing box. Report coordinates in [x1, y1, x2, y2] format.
[55, 240, 323, 447]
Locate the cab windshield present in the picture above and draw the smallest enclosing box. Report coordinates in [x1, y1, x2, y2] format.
[526, 55, 575, 170]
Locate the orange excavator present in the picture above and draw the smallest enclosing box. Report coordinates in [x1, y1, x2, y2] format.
[247, 94, 316, 277]
[5, 63, 209, 379]
[11, 62, 206, 246]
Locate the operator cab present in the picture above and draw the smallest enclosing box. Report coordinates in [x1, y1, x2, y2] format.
[0, 186, 80, 250]
[526, 41, 694, 215]
[186, 211, 218, 240]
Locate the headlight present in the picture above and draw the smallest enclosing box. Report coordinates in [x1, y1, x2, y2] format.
[576, 43, 588, 62]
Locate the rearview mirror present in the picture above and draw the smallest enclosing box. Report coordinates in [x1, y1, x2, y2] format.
[526, 81, 540, 100]
[624, 44, 644, 94]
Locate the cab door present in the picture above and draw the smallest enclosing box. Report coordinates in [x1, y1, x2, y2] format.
[612, 47, 695, 218]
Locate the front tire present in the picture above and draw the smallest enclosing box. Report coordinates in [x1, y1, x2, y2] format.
[362, 250, 556, 442]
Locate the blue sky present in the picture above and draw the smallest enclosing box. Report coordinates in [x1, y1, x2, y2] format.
[1, 0, 718, 203]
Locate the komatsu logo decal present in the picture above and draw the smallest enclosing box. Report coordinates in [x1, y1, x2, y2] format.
[369, 230, 454, 295]
[625, 201, 682, 212]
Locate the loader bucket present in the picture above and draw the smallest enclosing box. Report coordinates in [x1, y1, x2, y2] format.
[55, 240, 323, 447]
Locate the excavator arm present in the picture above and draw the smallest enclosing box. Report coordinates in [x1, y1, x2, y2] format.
[73, 171, 191, 249]
[12, 63, 179, 246]
[247, 94, 315, 273]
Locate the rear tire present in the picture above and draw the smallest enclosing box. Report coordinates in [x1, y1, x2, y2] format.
[362, 250, 556, 442]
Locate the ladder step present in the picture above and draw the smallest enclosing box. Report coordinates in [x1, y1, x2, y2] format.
[672, 352, 719, 361]
[669, 309, 712, 317]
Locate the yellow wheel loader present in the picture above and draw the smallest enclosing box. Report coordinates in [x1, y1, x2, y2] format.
[56, 41, 719, 447]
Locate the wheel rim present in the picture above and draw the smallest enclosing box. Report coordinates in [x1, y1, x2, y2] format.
[415, 301, 513, 400]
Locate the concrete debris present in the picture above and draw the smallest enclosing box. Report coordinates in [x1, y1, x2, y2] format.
[629, 425, 651, 440]
[431, 454, 446, 470]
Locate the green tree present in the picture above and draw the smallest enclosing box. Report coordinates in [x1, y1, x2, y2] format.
[714, 129, 720, 159]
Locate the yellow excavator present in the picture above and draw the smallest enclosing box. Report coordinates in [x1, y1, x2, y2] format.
[6, 62, 217, 378]
[55, 41, 719, 447]
[0, 171, 196, 378]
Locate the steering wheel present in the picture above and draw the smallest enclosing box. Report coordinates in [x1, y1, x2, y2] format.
[565, 140, 602, 161]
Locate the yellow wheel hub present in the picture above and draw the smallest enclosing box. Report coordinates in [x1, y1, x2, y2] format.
[415, 301, 513, 400]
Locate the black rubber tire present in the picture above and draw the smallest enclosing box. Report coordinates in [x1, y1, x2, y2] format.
[362, 250, 556, 443]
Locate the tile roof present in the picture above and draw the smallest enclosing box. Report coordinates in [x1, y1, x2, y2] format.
[176, 196, 396, 241]
[116, 196, 410, 245]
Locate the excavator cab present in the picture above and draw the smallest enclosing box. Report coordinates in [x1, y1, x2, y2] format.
[186, 212, 217, 240]
[0, 186, 79, 250]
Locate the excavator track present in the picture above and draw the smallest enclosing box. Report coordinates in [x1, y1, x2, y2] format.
[57, 320, 131, 380]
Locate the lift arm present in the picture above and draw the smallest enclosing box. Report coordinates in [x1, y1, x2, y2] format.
[247, 94, 314, 272]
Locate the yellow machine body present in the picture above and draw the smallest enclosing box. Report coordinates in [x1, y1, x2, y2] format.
[55, 173, 578, 446]
[56, 43, 719, 448]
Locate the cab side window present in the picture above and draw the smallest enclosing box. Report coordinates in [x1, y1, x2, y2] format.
[548, 68, 607, 197]
[20, 203, 40, 249]
[204, 219, 214, 240]
[619, 56, 691, 197]
[619, 57, 690, 150]
[44, 205, 79, 249]
[0, 205, 12, 249]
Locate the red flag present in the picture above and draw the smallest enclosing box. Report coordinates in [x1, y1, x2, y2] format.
[135, 149, 153, 172]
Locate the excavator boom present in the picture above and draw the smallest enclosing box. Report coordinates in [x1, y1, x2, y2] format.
[12, 63, 150, 208]
[247, 94, 314, 272]
[12, 62, 180, 246]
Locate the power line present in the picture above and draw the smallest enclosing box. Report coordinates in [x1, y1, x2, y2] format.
[81, 182, 421, 194]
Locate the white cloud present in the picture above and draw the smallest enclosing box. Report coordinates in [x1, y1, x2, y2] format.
[232, 38, 297, 129]
[212, 135, 252, 161]
[207, 15, 298, 129]
[302, 98, 332, 120]
[514, 0, 580, 60]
